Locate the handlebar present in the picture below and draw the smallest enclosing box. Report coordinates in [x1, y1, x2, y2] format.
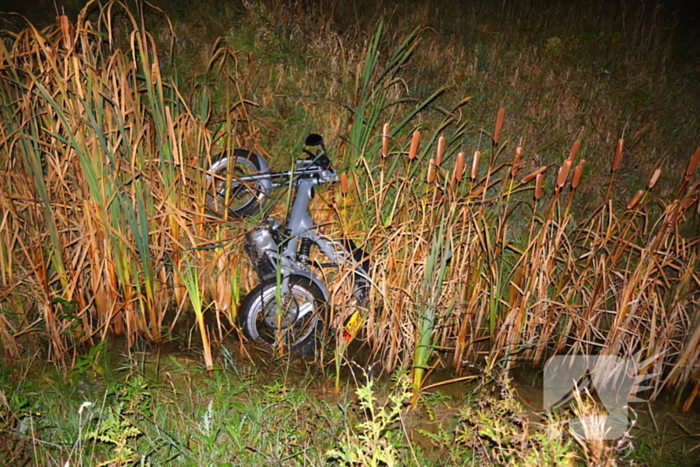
[233, 157, 336, 186]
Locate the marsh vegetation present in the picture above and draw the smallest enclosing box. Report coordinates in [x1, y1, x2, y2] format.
[0, 0, 699, 464]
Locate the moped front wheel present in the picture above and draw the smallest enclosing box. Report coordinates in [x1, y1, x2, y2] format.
[238, 275, 326, 351]
[205, 149, 268, 218]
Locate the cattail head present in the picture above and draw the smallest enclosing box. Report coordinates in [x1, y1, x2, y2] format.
[493, 107, 505, 145]
[427, 158, 436, 183]
[408, 131, 420, 161]
[572, 159, 586, 189]
[522, 169, 539, 184]
[568, 140, 581, 162]
[685, 148, 700, 179]
[648, 168, 662, 189]
[436, 136, 446, 166]
[471, 150, 481, 180]
[511, 146, 523, 177]
[556, 159, 573, 188]
[627, 189, 644, 209]
[535, 173, 544, 200]
[453, 151, 466, 183]
[58, 15, 72, 50]
[612, 139, 624, 172]
[340, 173, 348, 196]
[382, 123, 390, 157]
[522, 165, 547, 184]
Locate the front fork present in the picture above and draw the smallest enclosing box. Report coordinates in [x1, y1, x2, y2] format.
[244, 176, 367, 336]
[246, 229, 370, 335]
[245, 222, 330, 303]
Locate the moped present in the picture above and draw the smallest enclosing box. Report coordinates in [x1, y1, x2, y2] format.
[205, 134, 369, 352]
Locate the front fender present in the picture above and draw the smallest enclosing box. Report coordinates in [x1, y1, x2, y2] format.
[283, 269, 329, 302]
[260, 251, 331, 302]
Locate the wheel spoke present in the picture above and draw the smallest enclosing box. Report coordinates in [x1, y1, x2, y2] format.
[205, 150, 265, 218]
[239, 276, 325, 349]
[295, 301, 314, 319]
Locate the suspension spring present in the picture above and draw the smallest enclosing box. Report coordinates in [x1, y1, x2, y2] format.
[297, 237, 312, 264]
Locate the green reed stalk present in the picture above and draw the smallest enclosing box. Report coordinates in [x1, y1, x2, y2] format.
[177, 253, 213, 370]
[411, 210, 453, 396]
[17, 130, 68, 291]
[343, 21, 446, 183]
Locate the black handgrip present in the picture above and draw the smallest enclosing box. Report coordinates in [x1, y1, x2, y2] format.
[303, 133, 331, 170]
[305, 133, 324, 147]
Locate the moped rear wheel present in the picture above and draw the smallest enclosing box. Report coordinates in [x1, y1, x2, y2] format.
[205, 149, 267, 218]
[238, 275, 326, 351]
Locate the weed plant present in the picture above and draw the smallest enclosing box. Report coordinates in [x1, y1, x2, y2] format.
[0, 352, 604, 466]
[7, 350, 695, 466]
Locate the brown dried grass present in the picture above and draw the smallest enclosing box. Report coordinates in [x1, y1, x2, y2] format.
[339, 112, 699, 403]
[0, 2, 250, 367]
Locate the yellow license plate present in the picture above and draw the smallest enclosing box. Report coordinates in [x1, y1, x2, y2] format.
[344, 311, 363, 337]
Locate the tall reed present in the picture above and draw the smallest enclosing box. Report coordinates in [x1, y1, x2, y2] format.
[1, 2, 699, 411]
[343, 108, 699, 403]
[0, 2, 247, 362]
